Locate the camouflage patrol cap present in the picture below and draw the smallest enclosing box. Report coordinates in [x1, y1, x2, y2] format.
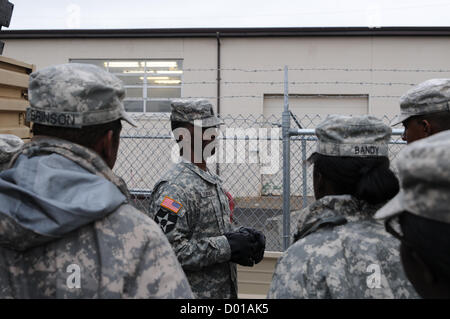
[308, 114, 391, 162]
[392, 78, 450, 126]
[375, 130, 450, 224]
[0, 134, 24, 170]
[26, 63, 137, 128]
[170, 99, 224, 127]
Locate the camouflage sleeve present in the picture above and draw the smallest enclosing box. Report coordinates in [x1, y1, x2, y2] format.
[151, 181, 231, 272]
[131, 217, 194, 299]
[116, 206, 194, 299]
[267, 240, 330, 299]
[94, 203, 193, 299]
[267, 250, 309, 299]
[0, 134, 23, 171]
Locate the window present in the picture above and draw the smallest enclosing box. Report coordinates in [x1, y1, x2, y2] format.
[70, 59, 183, 113]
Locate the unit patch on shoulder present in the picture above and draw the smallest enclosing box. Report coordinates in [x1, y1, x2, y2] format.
[155, 208, 178, 234]
[160, 196, 183, 214]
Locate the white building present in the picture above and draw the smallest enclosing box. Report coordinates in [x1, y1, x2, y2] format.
[2, 27, 450, 118]
[3, 26, 450, 295]
[2, 27, 450, 197]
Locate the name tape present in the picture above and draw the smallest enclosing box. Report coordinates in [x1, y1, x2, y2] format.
[27, 109, 81, 128]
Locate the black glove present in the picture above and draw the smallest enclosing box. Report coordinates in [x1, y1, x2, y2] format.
[224, 228, 257, 266]
[239, 227, 266, 264]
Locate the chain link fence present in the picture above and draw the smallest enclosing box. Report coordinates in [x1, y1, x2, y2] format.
[114, 113, 405, 252]
[66, 61, 449, 251]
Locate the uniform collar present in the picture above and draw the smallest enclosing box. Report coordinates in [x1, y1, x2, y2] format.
[180, 158, 219, 185]
[297, 195, 382, 232]
[14, 136, 130, 198]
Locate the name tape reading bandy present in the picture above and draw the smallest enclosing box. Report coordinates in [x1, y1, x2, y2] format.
[317, 142, 388, 157]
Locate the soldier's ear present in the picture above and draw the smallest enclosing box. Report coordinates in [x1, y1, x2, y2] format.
[104, 130, 116, 168]
[420, 119, 432, 137]
[313, 165, 323, 199]
[93, 129, 115, 169]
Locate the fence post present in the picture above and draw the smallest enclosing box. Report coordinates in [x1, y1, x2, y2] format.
[282, 66, 290, 251]
[301, 138, 308, 209]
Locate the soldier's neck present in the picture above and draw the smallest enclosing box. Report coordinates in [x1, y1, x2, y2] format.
[182, 153, 207, 171]
[191, 155, 207, 171]
[196, 162, 207, 171]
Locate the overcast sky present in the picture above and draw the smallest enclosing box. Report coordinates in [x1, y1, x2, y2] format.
[6, 0, 450, 30]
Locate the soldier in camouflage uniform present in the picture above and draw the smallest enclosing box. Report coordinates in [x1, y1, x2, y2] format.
[394, 78, 450, 144]
[0, 63, 193, 298]
[268, 115, 418, 299]
[375, 130, 450, 298]
[148, 99, 266, 299]
[0, 134, 23, 171]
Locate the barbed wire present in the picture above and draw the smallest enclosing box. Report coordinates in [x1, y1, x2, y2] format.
[141, 95, 401, 99]
[182, 67, 450, 73]
[289, 67, 450, 73]
[289, 81, 415, 86]
[183, 68, 282, 72]
[180, 80, 417, 86]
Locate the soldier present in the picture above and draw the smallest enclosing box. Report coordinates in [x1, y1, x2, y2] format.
[267, 115, 418, 299]
[148, 99, 266, 299]
[0, 63, 193, 298]
[0, 134, 23, 171]
[375, 130, 450, 298]
[394, 78, 450, 144]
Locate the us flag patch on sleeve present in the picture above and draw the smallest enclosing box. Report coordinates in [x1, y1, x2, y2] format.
[160, 196, 183, 214]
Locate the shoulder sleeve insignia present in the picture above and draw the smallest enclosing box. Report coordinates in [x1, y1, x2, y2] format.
[155, 208, 178, 234]
[160, 196, 183, 214]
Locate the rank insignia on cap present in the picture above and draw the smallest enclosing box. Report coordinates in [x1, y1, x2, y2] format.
[160, 196, 182, 214]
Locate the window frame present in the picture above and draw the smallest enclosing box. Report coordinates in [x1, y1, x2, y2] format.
[69, 58, 183, 115]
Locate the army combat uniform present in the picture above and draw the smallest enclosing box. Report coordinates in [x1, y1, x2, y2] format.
[375, 130, 450, 298]
[150, 158, 236, 299]
[0, 64, 193, 298]
[375, 129, 450, 225]
[268, 195, 418, 298]
[148, 99, 238, 299]
[392, 78, 450, 126]
[267, 115, 418, 299]
[0, 134, 23, 171]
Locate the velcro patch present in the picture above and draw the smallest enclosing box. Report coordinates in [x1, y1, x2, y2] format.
[26, 108, 81, 128]
[160, 196, 183, 214]
[201, 190, 214, 198]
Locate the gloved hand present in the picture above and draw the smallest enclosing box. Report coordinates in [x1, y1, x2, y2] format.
[224, 228, 257, 266]
[239, 227, 266, 264]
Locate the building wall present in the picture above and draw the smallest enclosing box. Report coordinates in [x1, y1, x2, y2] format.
[3, 38, 218, 110]
[3, 35, 450, 197]
[4, 36, 450, 118]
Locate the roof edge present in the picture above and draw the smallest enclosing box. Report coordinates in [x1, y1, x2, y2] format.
[2, 27, 450, 39]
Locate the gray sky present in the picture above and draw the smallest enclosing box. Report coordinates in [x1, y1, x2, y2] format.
[6, 0, 450, 30]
